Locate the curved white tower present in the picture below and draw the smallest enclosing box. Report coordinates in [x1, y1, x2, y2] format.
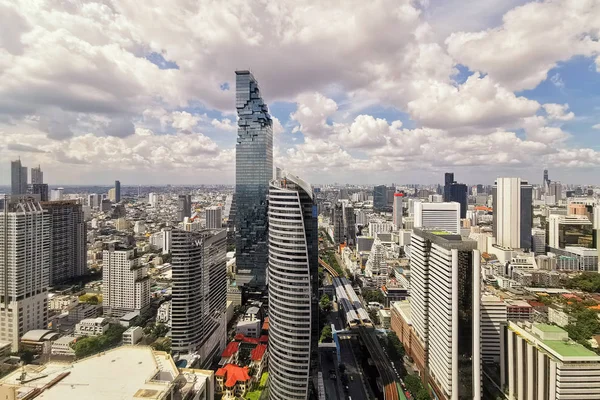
[268, 172, 317, 400]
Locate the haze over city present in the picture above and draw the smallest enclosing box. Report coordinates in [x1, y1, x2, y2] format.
[1, 0, 600, 185]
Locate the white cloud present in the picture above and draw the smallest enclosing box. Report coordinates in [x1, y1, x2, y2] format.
[290, 92, 338, 138]
[542, 103, 574, 121]
[171, 111, 201, 132]
[446, 0, 600, 91]
[593, 123, 600, 130]
[211, 118, 236, 132]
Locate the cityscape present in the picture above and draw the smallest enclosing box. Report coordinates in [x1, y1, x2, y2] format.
[1, 1, 600, 400]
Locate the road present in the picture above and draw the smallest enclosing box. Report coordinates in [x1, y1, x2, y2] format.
[358, 327, 401, 400]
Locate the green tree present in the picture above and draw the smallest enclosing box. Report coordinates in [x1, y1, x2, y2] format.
[86, 295, 99, 305]
[320, 294, 332, 312]
[151, 337, 171, 353]
[386, 331, 405, 362]
[320, 325, 333, 343]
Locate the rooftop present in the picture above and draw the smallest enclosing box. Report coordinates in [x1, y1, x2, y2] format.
[544, 340, 598, 358]
[215, 364, 251, 388]
[535, 324, 565, 333]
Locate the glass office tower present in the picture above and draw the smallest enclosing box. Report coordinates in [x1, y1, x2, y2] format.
[235, 70, 273, 288]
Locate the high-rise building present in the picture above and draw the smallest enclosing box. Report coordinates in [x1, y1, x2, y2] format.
[332, 203, 356, 245]
[148, 193, 158, 208]
[492, 178, 533, 250]
[28, 183, 49, 202]
[443, 172, 468, 218]
[235, 70, 273, 288]
[88, 193, 100, 209]
[31, 165, 43, 184]
[205, 206, 222, 229]
[177, 194, 192, 221]
[10, 159, 28, 195]
[393, 193, 404, 229]
[373, 185, 387, 210]
[171, 229, 227, 365]
[547, 214, 593, 249]
[410, 229, 481, 399]
[0, 195, 50, 351]
[102, 242, 150, 318]
[543, 169, 549, 192]
[268, 172, 318, 400]
[50, 187, 64, 201]
[548, 181, 562, 202]
[413, 201, 461, 234]
[41, 201, 87, 285]
[481, 295, 507, 365]
[114, 180, 121, 203]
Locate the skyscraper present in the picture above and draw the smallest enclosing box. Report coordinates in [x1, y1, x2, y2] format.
[373, 185, 387, 210]
[11, 159, 28, 195]
[114, 180, 121, 203]
[41, 200, 87, 285]
[31, 165, 43, 184]
[443, 172, 468, 219]
[235, 70, 273, 288]
[410, 229, 481, 399]
[102, 242, 150, 317]
[268, 171, 318, 400]
[543, 169, 549, 192]
[0, 195, 50, 351]
[414, 201, 461, 234]
[393, 193, 403, 229]
[28, 183, 49, 202]
[492, 178, 533, 250]
[171, 229, 227, 365]
[177, 194, 192, 222]
[205, 206, 222, 229]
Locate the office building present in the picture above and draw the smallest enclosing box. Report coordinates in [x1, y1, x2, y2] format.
[492, 178, 533, 250]
[393, 193, 403, 229]
[409, 229, 481, 399]
[543, 169, 549, 191]
[547, 214, 593, 249]
[31, 165, 43, 184]
[332, 203, 356, 245]
[502, 322, 600, 400]
[373, 185, 387, 210]
[443, 172, 468, 218]
[148, 192, 158, 207]
[41, 200, 87, 285]
[102, 242, 150, 318]
[50, 188, 64, 201]
[0, 195, 50, 351]
[548, 181, 562, 203]
[205, 206, 222, 229]
[414, 202, 461, 234]
[268, 171, 318, 400]
[10, 159, 28, 195]
[481, 295, 507, 365]
[87, 193, 100, 209]
[114, 180, 121, 203]
[549, 246, 598, 272]
[108, 188, 116, 202]
[235, 70, 273, 288]
[171, 229, 227, 366]
[177, 194, 192, 221]
[28, 183, 49, 202]
[531, 228, 546, 255]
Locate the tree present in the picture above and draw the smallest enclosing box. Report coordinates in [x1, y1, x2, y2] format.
[386, 331, 405, 362]
[151, 337, 171, 353]
[320, 294, 332, 313]
[86, 295, 99, 305]
[19, 350, 34, 365]
[320, 325, 333, 343]
[362, 289, 384, 304]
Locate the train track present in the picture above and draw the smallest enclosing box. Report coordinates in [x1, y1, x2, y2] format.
[319, 258, 339, 277]
[358, 327, 400, 400]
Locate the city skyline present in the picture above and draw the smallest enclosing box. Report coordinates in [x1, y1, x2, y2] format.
[1, 0, 600, 185]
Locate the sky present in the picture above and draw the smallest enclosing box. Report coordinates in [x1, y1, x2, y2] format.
[0, 0, 599, 186]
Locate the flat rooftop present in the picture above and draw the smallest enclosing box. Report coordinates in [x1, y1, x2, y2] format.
[535, 324, 565, 333]
[543, 340, 597, 358]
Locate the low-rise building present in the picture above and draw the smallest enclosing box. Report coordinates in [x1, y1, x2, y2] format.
[378, 309, 391, 329]
[20, 330, 60, 354]
[122, 326, 143, 345]
[51, 335, 77, 357]
[215, 364, 251, 399]
[220, 342, 240, 366]
[48, 295, 78, 311]
[157, 301, 171, 326]
[506, 300, 533, 322]
[236, 320, 261, 338]
[503, 322, 600, 399]
[390, 301, 426, 375]
[75, 317, 109, 337]
[548, 306, 573, 328]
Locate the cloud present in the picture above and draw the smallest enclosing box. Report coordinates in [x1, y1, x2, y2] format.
[211, 118, 236, 132]
[104, 117, 135, 138]
[6, 143, 47, 153]
[593, 123, 600, 130]
[171, 111, 201, 132]
[291, 93, 338, 138]
[446, 0, 600, 91]
[543, 103, 574, 121]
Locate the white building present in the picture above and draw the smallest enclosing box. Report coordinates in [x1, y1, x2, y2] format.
[205, 206, 222, 229]
[50, 188, 64, 201]
[481, 295, 507, 364]
[364, 238, 388, 287]
[392, 193, 403, 229]
[409, 228, 481, 399]
[122, 326, 143, 345]
[133, 220, 146, 235]
[162, 228, 172, 254]
[150, 231, 164, 250]
[492, 177, 533, 250]
[235, 319, 261, 338]
[49, 295, 78, 311]
[413, 201, 461, 234]
[0, 196, 50, 351]
[368, 221, 394, 237]
[268, 172, 316, 400]
[547, 214, 592, 249]
[51, 335, 77, 356]
[503, 322, 600, 400]
[75, 317, 109, 337]
[148, 192, 159, 207]
[102, 243, 151, 318]
[157, 301, 172, 326]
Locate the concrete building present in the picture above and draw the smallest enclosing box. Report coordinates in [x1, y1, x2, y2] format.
[0, 346, 215, 400]
[268, 171, 318, 400]
[532, 228, 546, 256]
[123, 326, 143, 345]
[149, 192, 159, 207]
[41, 200, 87, 285]
[547, 214, 593, 249]
[133, 220, 146, 234]
[75, 317, 109, 337]
[178, 194, 192, 222]
[492, 178, 533, 250]
[31, 165, 43, 184]
[114, 180, 121, 203]
[393, 193, 403, 229]
[481, 295, 507, 364]
[157, 300, 172, 326]
[502, 322, 600, 400]
[409, 229, 481, 399]
[171, 229, 227, 367]
[51, 335, 77, 356]
[108, 188, 116, 202]
[0, 196, 50, 351]
[549, 246, 599, 272]
[88, 193, 100, 209]
[102, 243, 151, 317]
[10, 159, 28, 195]
[50, 188, 64, 201]
[413, 201, 461, 234]
[205, 206, 222, 229]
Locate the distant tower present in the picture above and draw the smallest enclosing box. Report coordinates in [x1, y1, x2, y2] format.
[234, 70, 273, 288]
[177, 194, 192, 221]
[205, 206, 222, 229]
[114, 180, 121, 203]
[393, 193, 403, 229]
[31, 165, 43, 184]
[492, 178, 533, 250]
[10, 159, 28, 195]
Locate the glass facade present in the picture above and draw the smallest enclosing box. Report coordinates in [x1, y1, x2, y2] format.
[235, 71, 273, 288]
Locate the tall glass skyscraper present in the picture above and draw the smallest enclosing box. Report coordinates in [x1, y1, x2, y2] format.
[268, 171, 318, 400]
[235, 70, 273, 288]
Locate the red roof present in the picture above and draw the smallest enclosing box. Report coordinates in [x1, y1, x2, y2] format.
[215, 364, 251, 388]
[221, 341, 240, 358]
[394, 193, 404, 197]
[234, 334, 268, 345]
[562, 293, 582, 301]
[528, 301, 545, 307]
[262, 317, 269, 331]
[259, 335, 269, 343]
[251, 344, 267, 361]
